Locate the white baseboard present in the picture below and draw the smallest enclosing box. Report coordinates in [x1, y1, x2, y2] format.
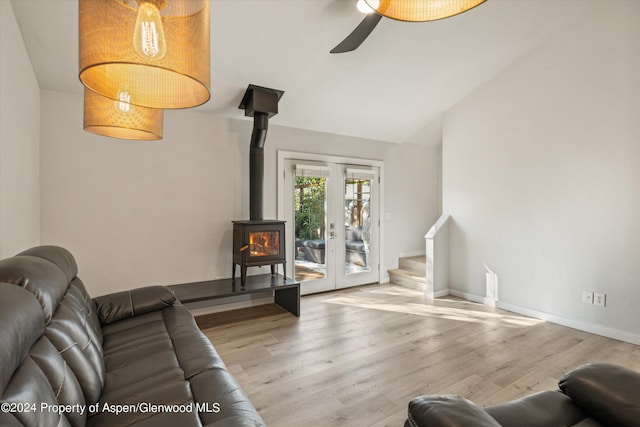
[433, 289, 450, 298]
[483, 297, 497, 307]
[448, 289, 484, 304]
[441, 288, 640, 346]
[496, 300, 640, 346]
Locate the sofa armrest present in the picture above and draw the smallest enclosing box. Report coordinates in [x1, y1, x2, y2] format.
[558, 362, 640, 427]
[405, 395, 501, 427]
[486, 390, 589, 427]
[93, 285, 177, 325]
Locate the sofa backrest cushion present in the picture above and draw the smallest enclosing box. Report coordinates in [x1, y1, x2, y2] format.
[0, 283, 87, 427]
[28, 336, 88, 426]
[18, 245, 78, 284]
[0, 255, 69, 324]
[0, 284, 44, 392]
[1, 356, 75, 427]
[45, 293, 105, 404]
[0, 246, 105, 407]
[559, 362, 640, 427]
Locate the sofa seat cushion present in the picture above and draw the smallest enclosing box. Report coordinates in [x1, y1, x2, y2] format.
[88, 380, 201, 427]
[190, 369, 266, 426]
[94, 304, 263, 426]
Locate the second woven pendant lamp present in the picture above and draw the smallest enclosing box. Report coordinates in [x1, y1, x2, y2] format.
[83, 88, 164, 141]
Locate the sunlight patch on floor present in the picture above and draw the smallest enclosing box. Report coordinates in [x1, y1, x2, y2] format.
[323, 289, 543, 328]
[362, 286, 427, 298]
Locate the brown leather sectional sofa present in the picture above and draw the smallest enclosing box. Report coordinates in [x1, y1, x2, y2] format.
[0, 246, 265, 426]
[405, 362, 640, 427]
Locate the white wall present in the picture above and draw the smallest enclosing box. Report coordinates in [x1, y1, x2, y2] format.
[443, 2, 640, 341]
[0, 1, 40, 258]
[40, 90, 440, 296]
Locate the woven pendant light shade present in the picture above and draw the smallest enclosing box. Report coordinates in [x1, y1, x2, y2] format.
[84, 89, 163, 140]
[79, 0, 210, 109]
[364, 0, 487, 22]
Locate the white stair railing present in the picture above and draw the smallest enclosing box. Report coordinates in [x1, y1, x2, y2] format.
[424, 214, 450, 298]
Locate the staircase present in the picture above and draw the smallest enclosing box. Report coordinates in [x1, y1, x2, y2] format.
[388, 255, 427, 291]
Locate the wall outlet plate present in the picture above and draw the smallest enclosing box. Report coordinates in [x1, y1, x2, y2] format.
[582, 291, 594, 304]
[594, 292, 606, 307]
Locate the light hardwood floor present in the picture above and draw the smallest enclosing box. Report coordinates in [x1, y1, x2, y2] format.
[196, 284, 640, 427]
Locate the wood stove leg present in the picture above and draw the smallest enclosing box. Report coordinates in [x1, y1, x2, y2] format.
[241, 265, 247, 289]
[232, 263, 236, 282]
[270, 265, 276, 275]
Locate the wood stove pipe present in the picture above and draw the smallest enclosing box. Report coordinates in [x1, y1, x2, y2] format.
[238, 84, 285, 221]
[249, 112, 268, 220]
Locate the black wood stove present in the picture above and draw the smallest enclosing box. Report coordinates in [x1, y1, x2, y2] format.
[232, 85, 286, 287]
[232, 220, 286, 286]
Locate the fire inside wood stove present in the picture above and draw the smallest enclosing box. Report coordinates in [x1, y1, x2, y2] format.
[232, 220, 286, 286]
[249, 230, 280, 257]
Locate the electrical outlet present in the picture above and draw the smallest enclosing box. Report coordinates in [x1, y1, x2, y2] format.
[582, 291, 594, 304]
[594, 292, 606, 307]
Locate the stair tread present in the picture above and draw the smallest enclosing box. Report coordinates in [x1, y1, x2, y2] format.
[390, 255, 427, 290]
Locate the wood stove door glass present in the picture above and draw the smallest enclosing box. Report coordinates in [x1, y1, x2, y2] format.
[249, 230, 280, 257]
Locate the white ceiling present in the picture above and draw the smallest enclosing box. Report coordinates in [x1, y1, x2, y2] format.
[10, 0, 588, 144]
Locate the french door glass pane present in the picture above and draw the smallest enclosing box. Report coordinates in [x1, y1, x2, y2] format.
[294, 176, 327, 282]
[344, 176, 371, 275]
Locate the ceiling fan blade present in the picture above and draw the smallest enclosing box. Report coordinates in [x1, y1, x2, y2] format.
[330, 13, 382, 54]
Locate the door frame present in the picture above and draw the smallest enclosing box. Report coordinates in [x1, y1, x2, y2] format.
[277, 150, 385, 290]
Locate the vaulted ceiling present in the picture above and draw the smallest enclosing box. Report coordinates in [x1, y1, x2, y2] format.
[11, 0, 588, 144]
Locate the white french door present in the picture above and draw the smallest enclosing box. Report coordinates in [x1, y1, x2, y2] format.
[280, 155, 380, 295]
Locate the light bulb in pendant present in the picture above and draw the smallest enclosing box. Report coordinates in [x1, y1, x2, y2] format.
[115, 91, 133, 113]
[133, 2, 166, 60]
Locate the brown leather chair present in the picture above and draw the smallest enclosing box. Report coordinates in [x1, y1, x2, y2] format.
[405, 362, 640, 427]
